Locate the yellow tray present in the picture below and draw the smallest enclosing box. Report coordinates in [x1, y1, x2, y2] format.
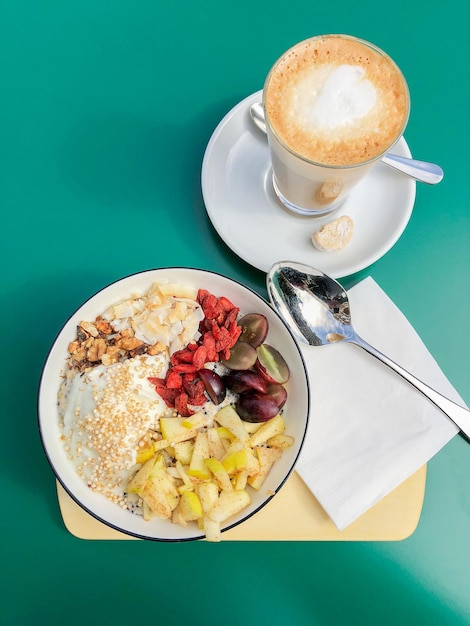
[57, 465, 426, 541]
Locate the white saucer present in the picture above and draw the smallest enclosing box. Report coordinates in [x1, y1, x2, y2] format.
[201, 91, 416, 278]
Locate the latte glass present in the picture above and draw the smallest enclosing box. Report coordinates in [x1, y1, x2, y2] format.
[263, 34, 410, 216]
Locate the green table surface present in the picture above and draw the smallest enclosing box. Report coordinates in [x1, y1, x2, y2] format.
[2, 1, 470, 624]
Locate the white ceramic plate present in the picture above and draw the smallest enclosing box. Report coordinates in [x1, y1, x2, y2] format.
[202, 91, 416, 278]
[38, 268, 310, 541]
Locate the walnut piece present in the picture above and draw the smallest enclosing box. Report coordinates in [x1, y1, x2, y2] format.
[87, 338, 107, 362]
[116, 337, 144, 351]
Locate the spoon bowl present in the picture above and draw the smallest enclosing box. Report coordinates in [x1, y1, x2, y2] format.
[250, 102, 444, 185]
[267, 261, 470, 440]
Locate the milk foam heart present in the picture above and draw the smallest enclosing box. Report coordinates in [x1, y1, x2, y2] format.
[265, 36, 409, 166]
[298, 64, 377, 130]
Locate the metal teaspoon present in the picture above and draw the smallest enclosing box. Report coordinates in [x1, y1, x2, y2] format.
[267, 261, 470, 440]
[250, 102, 444, 185]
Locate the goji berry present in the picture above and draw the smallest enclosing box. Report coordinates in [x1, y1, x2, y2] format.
[215, 326, 231, 351]
[183, 377, 205, 399]
[175, 392, 194, 417]
[211, 321, 222, 340]
[201, 294, 218, 319]
[182, 371, 198, 383]
[223, 307, 239, 329]
[188, 394, 207, 406]
[214, 303, 227, 325]
[172, 363, 197, 374]
[199, 318, 212, 334]
[193, 379, 206, 396]
[218, 296, 236, 312]
[166, 370, 183, 389]
[197, 289, 211, 305]
[171, 349, 194, 364]
[154, 385, 179, 406]
[227, 320, 242, 345]
[203, 333, 218, 361]
[192, 345, 207, 370]
[148, 377, 165, 386]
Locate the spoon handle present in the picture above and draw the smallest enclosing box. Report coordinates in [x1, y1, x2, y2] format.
[381, 153, 444, 185]
[351, 333, 470, 440]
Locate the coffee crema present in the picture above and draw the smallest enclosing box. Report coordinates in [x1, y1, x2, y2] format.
[264, 36, 409, 166]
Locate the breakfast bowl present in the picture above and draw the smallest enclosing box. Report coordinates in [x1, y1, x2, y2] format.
[38, 267, 310, 541]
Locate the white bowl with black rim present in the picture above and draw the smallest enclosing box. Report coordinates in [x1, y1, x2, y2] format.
[38, 267, 310, 541]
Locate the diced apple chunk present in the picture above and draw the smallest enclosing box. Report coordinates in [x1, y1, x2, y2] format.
[142, 500, 158, 521]
[178, 491, 203, 521]
[175, 460, 194, 490]
[141, 482, 173, 519]
[215, 405, 250, 443]
[205, 457, 233, 492]
[152, 438, 173, 452]
[173, 440, 194, 465]
[160, 417, 198, 443]
[182, 413, 211, 430]
[196, 482, 219, 514]
[147, 455, 179, 509]
[208, 490, 251, 523]
[127, 456, 157, 494]
[223, 438, 246, 455]
[136, 444, 156, 464]
[188, 432, 211, 479]
[249, 414, 285, 446]
[244, 447, 261, 476]
[247, 447, 283, 490]
[233, 468, 248, 490]
[242, 421, 263, 434]
[171, 505, 188, 527]
[222, 449, 248, 475]
[207, 427, 226, 460]
[217, 426, 235, 441]
[266, 434, 295, 449]
[255, 446, 283, 466]
[203, 517, 221, 542]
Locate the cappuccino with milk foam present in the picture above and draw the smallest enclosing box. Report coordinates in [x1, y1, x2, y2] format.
[263, 35, 410, 214]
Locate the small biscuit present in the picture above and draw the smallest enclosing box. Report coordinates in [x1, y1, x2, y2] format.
[316, 177, 343, 204]
[311, 215, 354, 252]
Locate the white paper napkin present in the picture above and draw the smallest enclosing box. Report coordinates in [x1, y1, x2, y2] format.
[295, 276, 466, 531]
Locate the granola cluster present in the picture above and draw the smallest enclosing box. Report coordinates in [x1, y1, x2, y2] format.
[67, 318, 165, 372]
